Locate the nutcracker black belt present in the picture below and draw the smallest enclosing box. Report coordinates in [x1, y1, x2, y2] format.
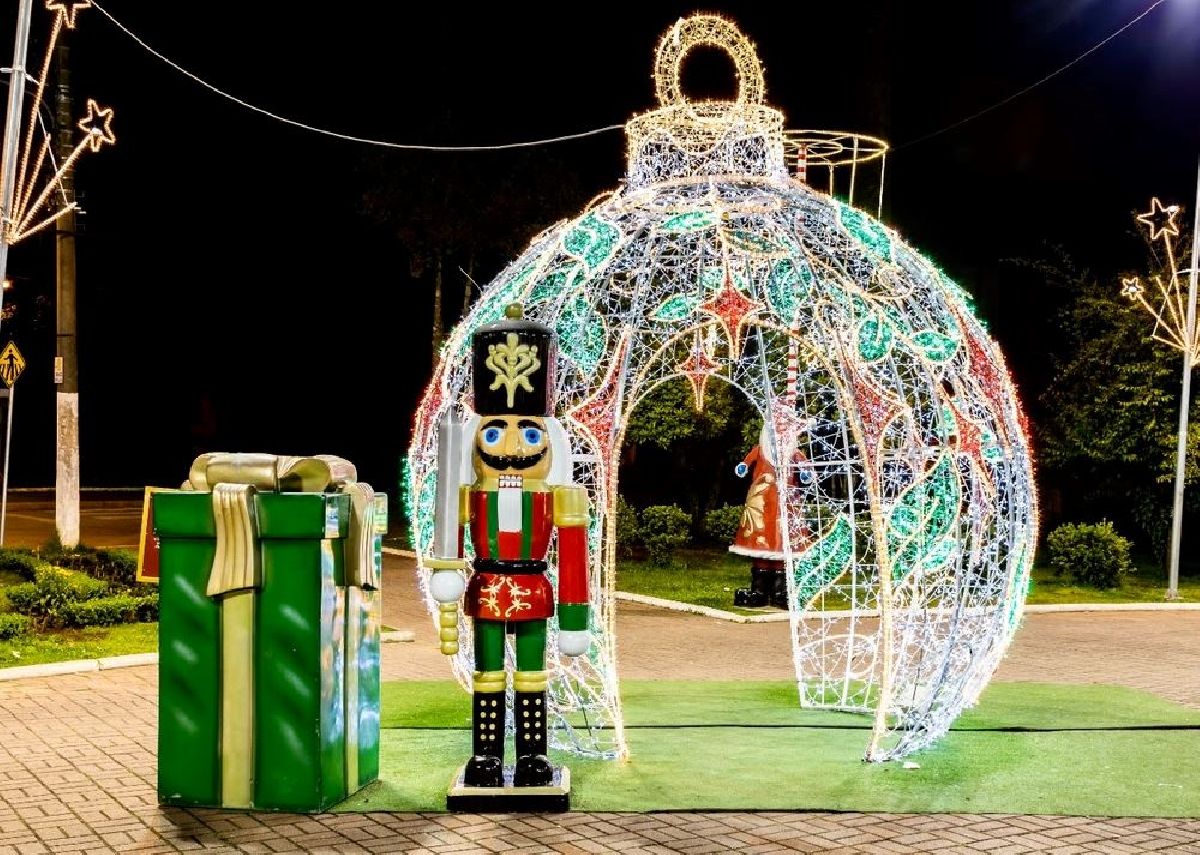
[471, 559, 547, 574]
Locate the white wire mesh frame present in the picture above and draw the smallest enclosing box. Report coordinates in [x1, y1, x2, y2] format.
[783, 130, 890, 217]
[407, 171, 1037, 762]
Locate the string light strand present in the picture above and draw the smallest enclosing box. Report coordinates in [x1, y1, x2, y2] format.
[896, 0, 1169, 150]
[89, 1, 621, 152]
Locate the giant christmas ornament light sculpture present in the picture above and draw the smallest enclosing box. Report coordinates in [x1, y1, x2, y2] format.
[409, 13, 1037, 762]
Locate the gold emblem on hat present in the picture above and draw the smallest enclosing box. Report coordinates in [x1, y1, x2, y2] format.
[486, 332, 541, 407]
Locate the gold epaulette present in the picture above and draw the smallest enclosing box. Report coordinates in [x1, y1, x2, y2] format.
[552, 485, 589, 527]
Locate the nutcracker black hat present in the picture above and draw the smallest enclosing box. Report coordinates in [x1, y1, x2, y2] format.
[472, 303, 556, 416]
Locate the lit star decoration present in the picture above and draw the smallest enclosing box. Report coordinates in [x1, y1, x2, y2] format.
[1125, 198, 1200, 364]
[675, 328, 719, 411]
[698, 264, 764, 355]
[406, 14, 1036, 764]
[45, 0, 92, 29]
[77, 99, 116, 153]
[1136, 197, 1180, 243]
[4, 8, 114, 245]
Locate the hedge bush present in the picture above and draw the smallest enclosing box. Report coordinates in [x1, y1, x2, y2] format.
[59, 593, 159, 628]
[5, 566, 110, 624]
[703, 504, 743, 544]
[40, 544, 139, 588]
[0, 612, 31, 640]
[639, 504, 691, 566]
[1046, 521, 1132, 590]
[615, 495, 641, 556]
[0, 549, 43, 582]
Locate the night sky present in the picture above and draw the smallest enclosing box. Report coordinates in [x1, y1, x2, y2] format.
[3, 0, 1200, 497]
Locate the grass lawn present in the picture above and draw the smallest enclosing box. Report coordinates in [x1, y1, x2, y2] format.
[342, 679, 1200, 816]
[0, 622, 157, 668]
[616, 545, 1198, 611]
[0, 552, 158, 669]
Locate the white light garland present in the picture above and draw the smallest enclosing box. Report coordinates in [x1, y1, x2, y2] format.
[5, 2, 114, 247]
[407, 14, 1037, 763]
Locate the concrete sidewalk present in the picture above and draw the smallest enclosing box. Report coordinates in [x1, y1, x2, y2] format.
[2, 555, 1199, 853]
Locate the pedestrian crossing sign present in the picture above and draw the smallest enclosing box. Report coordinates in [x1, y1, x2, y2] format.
[0, 341, 24, 387]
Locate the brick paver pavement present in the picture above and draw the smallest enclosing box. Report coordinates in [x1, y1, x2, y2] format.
[2, 555, 1198, 853]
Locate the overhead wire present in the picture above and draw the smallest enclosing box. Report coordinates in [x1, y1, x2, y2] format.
[90, 0, 1167, 154]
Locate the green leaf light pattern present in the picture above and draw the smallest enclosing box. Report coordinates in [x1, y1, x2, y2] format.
[792, 515, 854, 607]
[765, 258, 813, 320]
[563, 212, 622, 272]
[858, 314, 895, 362]
[659, 210, 720, 233]
[557, 294, 607, 375]
[887, 453, 961, 582]
[651, 293, 700, 322]
[912, 330, 959, 363]
[838, 202, 893, 262]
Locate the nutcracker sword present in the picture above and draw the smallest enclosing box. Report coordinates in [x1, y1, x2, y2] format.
[427, 411, 467, 655]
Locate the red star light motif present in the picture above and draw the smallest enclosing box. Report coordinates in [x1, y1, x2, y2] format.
[78, 99, 116, 153]
[1136, 197, 1180, 243]
[45, 0, 92, 29]
[676, 331, 719, 412]
[566, 332, 631, 464]
[698, 267, 764, 356]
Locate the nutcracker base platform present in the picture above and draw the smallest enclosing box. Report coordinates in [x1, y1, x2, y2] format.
[446, 765, 570, 812]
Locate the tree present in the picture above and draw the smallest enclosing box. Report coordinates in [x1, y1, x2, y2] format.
[1033, 242, 1199, 556]
[359, 136, 592, 360]
[621, 378, 760, 530]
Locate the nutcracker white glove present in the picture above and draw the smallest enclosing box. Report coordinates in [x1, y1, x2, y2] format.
[558, 630, 590, 657]
[428, 569, 465, 603]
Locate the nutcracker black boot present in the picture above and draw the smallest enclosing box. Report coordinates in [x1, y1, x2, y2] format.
[462, 689, 504, 787]
[512, 689, 553, 786]
[734, 565, 770, 607]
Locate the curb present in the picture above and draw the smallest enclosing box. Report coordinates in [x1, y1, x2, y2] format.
[382, 547, 416, 558]
[616, 591, 1200, 623]
[0, 652, 157, 682]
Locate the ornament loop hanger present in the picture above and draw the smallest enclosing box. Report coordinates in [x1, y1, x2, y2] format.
[653, 14, 766, 108]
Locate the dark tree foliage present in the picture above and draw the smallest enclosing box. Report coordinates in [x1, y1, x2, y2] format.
[620, 379, 761, 530]
[1032, 242, 1199, 557]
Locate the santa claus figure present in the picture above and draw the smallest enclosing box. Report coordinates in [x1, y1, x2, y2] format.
[730, 422, 812, 608]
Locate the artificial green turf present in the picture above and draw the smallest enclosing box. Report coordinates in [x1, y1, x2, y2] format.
[339, 680, 1200, 816]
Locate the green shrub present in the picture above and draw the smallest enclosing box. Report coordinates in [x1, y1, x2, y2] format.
[615, 495, 641, 556]
[0, 612, 31, 640]
[60, 593, 158, 628]
[0, 549, 43, 582]
[40, 544, 139, 588]
[5, 566, 110, 623]
[1046, 521, 1132, 590]
[639, 504, 691, 566]
[703, 504, 743, 544]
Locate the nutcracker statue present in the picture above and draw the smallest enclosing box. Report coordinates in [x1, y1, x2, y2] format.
[426, 303, 589, 806]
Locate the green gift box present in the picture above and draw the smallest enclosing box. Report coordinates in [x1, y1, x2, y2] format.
[155, 459, 384, 812]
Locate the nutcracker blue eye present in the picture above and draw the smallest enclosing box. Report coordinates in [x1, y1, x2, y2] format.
[522, 427, 544, 445]
[482, 427, 503, 446]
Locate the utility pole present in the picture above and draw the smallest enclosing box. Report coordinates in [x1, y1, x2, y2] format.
[0, 0, 34, 324]
[1165, 160, 1200, 600]
[55, 26, 79, 547]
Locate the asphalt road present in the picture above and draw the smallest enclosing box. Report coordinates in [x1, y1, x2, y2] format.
[0, 494, 145, 550]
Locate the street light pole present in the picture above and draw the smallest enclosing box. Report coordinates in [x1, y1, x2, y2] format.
[1165, 157, 1200, 601]
[0, 0, 34, 323]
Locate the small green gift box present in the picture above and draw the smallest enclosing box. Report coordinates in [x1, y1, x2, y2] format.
[155, 454, 385, 812]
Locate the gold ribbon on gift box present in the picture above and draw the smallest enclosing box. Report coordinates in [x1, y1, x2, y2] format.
[184, 452, 379, 807]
